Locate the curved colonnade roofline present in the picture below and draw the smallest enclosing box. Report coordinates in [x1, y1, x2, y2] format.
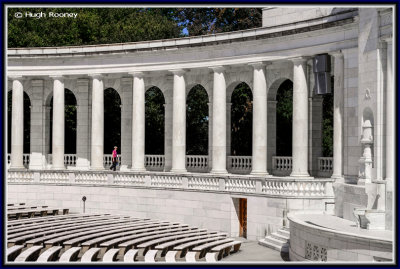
[6, 9, 358, 77]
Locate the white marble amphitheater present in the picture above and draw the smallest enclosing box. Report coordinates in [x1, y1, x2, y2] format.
[6, 7, 395, 263]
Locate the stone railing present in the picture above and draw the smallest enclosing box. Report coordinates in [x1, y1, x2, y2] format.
[145, 155, 165, 171]
[186, 155, 208, 172]
[7, 170, 335, 199]
[317, 157, 333, 177]
[227, 156, 252, 174]
[64, 154, 77, 166]
[7, 154, 30, 168]
[272, 156, 292, 176]
[103, 154, 122, 167]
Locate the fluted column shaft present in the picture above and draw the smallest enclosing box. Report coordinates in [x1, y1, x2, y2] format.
[250, 62, 268, 175]
[385, 39, 394, 184]
[211, 66, 227, 174]
[10, 77, 24, 169]
[290, 58, 310, 177]
[131, 73, 146, 171]
[331, 52, 344, 180]
[170, 70, 187, 173]
[90, 75, 104, 170]
[51, 76, 65, 169]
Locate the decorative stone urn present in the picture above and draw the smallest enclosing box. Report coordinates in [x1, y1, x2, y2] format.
[358, 120, 373, 184]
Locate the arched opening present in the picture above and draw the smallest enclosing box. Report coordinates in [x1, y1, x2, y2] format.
[231, 82, 253, 156]
[322, 76, 334, 157]
[145, 86, 165, 154]
[49, 89, 77, 154]
[186, 85, 209, 155]
[7, 91, 31, 154]
[276, 79, 293, 156]
[104, 88, 121, 154]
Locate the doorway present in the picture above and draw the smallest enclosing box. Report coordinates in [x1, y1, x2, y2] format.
[239, 198, 247, 238]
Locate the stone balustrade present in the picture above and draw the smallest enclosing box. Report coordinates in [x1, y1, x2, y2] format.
[145, 155, 165, 171]
[7, 170, 334, 198]
[272, 156, 293, 176]
[227, 156, 252, 174]
[186, 155, 209, 172]
[103, 154, 122, 167]
[317, 157, 333, 177]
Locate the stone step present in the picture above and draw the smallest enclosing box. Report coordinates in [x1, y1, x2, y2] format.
[262, 236, 287, 247]
[277, 229, 290, 237]
[258, 238, 289, 253]
[271, 232, 289, 241]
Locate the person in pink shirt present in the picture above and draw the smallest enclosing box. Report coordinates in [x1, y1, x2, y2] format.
[110, 146, 118, 171]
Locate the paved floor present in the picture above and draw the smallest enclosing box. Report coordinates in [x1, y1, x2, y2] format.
[220, 238, 288, 263]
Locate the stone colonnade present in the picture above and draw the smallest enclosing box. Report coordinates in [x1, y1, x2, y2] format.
[9, 57, 347, 178]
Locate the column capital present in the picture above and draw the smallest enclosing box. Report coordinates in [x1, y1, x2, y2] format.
[329, 51, 344, 59]
[290, 56, 310, 64]
[8, 75, 24, 80]
[128, 71, 145, 78]
[169, 69, 186, 76]
[209, 66, 225, 73]
[49, 75, 65, 81]
[88, 73, 103, 79]
[248, 61, 267, 69]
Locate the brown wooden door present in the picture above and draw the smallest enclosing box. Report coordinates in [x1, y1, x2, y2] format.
[239, 198, 247, 238]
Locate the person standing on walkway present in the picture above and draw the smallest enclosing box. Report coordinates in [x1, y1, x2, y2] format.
[110, 146, 118, 171]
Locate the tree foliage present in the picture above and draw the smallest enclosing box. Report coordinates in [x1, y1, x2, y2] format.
[145, 87, 165, 155]
[276, 80, 293, 156]
[231, 83, 253, 156]
[186, 85, 209, 155]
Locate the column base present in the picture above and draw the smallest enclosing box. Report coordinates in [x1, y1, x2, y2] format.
[131, 167, 146, 172]
[211, 169, 228, 174]
[119, 165, 130, 171]
[331, 174, 344, 183]
[250, 170, 269, 177]
[9, 165, 25, 170]
[29, 153, 45, 170]
[52, 166, 66, 170]
[91, 166, 105, 171]
[290, 172, 312, 179]
[170, 168, 187, 174]
[75, 158, 90, 170]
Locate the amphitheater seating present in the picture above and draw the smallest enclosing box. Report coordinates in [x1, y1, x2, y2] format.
[7, 206, 69, 220]
[6, 210, 241, 263]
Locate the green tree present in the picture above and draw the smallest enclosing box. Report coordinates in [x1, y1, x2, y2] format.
[186, 85, 209, 155]
[276, 79, 293, 156]
[231, 83, 252, 156]
[145, 87, 165, 155]
[322, 77, 334, 157]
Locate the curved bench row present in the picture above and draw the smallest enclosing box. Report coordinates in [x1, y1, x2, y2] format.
[7, 213, 241, 262]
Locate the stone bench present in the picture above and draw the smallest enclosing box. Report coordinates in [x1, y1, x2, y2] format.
[7, 245, 24, 261]
[7, 213, 102, 228]
[46, 219, 138, 248]
[37, 246, 63, 262]
[14, 245, 43, 262]
[7, 207, 69, 220]
[14, 217, 132, 246]
[123, 249, 139, 262]
[172, 236, 227, 258]
[154, 232, 225, 259]
[165, 250, 179, 262]
[101, 224, 183, 257]
[118, 225, 190, 258]
[102, 248, 120, 262]
[90, 221, 177, 254]
[208, 240, 241, 260]
[190, 238, 234, 260]
[59, 247, 81, 262]
[136, 228, 206, 257]
[144, 249, 159, 262]
[80, 247, 101, 262]
[7, 203, 25, 206]
[8, 215, 118, 236]
[18, 217, 134, 247]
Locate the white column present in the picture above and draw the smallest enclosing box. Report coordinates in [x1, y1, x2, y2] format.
[164, 99, 173, 171]
[75, 78, 90, 170]
[50, 76, 65, 169]
[208, 101, 213, 171]
[290, 58, 311, 177]
[131, 72, 146, 172]
[10, 76, 24, 169]
[210, 66, 227, 174]
[170, 69, 187, 173]
[90, 74, 104, 170]
[385, 39, 394, 185]
[331, 52, 344, 181]
[250, 62, 268, 176]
